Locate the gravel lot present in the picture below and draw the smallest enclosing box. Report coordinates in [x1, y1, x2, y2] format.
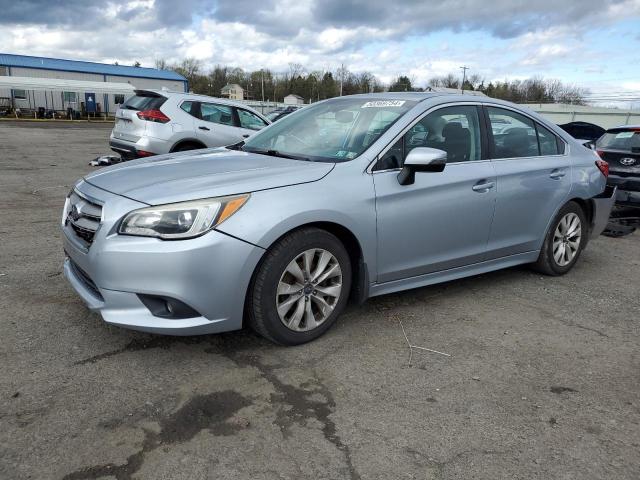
[1, 121, 639, 480]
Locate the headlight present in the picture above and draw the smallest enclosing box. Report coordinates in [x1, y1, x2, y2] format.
[118, 194, 249, 239]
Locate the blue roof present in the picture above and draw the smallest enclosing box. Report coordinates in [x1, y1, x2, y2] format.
[0, 53, 187, 82]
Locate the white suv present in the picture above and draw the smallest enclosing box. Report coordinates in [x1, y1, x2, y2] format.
[110, 90, 270, 159]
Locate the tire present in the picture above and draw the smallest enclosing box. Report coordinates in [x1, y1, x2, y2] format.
[531, 201, 587, 276]
[247, 227, 352, 346]
[173, 142, 203, 152]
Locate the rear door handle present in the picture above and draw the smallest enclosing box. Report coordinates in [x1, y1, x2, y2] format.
[198, 126, 210, 131]
[549, 169, 566, 179]
[472, 181, 495, 192]
[242, 134, 250, 138]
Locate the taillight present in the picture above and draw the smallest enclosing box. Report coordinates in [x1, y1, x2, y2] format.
[137, 109, 170, 123]
[595, 159, 609, 178]
[596, 149, 605, 159]
[137, 150, 156, 157]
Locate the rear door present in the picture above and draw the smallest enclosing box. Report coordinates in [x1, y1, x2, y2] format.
[195, 102, 244, 147]
[484, 105, 571, 258]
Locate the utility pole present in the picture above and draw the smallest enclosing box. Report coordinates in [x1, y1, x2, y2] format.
[261, 69, 265, 103]
[460, 65, 469, 94]
[340, 63, 344, 96]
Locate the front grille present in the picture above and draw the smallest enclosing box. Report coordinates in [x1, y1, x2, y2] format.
[68, 259, 103, 300]
[64, 190, 103, 247]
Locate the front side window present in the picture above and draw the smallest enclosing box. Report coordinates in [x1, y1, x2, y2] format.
[237, 109, 268, 130]
[487, 107, 538, 159]
[376, 105, 483, 170]
[200, 103, 234, 126]
[242, 97, 417, 162]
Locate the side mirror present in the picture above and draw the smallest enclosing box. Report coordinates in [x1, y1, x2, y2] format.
[397, 147, 447, 185]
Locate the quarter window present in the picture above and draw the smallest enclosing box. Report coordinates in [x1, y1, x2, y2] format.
[537, 124, 560, 155]
[237, 109, 268, 130]
[200, 103, 234, 126]
[487, 107, 538, 159]
[376, 105, 483, 170]
[180, 101, 196, 116]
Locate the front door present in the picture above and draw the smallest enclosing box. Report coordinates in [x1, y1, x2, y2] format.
[484, 106, 571, 258]
[373, 105, 497, 283]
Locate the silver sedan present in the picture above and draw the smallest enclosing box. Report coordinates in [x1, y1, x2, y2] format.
[63, 92, 615, 345]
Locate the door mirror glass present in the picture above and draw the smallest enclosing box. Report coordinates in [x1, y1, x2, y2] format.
[398, 147, 447, 185]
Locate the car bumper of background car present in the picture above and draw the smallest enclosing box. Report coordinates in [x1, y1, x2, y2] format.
[63, 219, 265, 336]
[109, 136, 168, 159]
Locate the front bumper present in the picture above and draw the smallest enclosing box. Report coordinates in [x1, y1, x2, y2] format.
[62, 181, 265, 335]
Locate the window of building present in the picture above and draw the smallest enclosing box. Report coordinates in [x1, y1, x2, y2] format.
[114, 94, 125, 105]
[63, 92, 77, 103]
[12, 89, 27, 100]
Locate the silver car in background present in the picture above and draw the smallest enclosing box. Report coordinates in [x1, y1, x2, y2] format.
[64, 92, 615, 345]
[110, 89, 270, 159]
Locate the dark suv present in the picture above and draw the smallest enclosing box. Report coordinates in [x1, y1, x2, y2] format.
[596, 126, 640, 206]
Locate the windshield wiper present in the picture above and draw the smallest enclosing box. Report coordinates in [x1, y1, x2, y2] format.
[245, 148, 310, 161]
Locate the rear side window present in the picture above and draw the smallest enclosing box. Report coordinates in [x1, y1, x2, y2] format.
[537, 124, 560, 155]
[121, 94, 166, 111]
[237, 109, 268, 130]
[200, 103, 234, 126]
[597, 130, 640, 151]
[487, 107, 539, 159]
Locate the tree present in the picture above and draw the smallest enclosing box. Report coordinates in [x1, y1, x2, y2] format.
[154, 59, 168, 70]
[133, 61, 141, 68]
[389, 75, 413, 92]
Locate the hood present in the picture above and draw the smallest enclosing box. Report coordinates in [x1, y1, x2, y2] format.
[84, 148, 334, 205]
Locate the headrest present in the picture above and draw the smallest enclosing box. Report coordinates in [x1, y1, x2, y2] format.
[442, 122, 465, 138]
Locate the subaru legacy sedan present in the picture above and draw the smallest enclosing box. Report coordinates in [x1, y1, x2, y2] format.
[63, 93, 615, 345]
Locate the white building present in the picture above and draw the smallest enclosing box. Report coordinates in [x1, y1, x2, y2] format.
[284, 94, 305, 105]
[0, 53, 187, 116]
[221, 84, 244, 101]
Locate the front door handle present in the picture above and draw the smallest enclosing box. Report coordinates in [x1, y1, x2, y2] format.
[472, 181, 495, 192]
[198, 126, 210, 131]
[549, 169, 566, 179]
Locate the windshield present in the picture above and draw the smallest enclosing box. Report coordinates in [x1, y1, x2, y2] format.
[597, 129, 640, 151]
[242, 98, 417, 162]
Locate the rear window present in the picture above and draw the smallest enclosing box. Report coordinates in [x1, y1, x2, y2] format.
[121, 94, 166, 111]
[597, 130, 640, 151]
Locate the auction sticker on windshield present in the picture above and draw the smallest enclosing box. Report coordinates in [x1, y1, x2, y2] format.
[361, 100, 406, 108]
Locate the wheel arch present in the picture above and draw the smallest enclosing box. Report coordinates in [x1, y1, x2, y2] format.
[170, 138, 206, 152]
[244, 221, 369, 319]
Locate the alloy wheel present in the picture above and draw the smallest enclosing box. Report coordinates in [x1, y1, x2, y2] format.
[552, 212, 582, 267]
[276, 248, 343, 332]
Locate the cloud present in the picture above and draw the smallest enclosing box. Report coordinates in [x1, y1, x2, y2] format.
[0, 0, 639, 88]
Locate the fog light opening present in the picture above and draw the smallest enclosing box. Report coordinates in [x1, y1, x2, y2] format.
[137, 294, 200, 319]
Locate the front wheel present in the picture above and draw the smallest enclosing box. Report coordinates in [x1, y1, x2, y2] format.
[247, 228, 352, 345]
[532, 201, 587, 276]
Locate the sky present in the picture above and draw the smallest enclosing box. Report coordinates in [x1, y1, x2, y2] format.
[1, 0, 640, 105]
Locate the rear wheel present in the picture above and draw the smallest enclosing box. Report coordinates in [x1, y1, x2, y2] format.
[247, 228, 352, 345]
[532, 201, 587, 276]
